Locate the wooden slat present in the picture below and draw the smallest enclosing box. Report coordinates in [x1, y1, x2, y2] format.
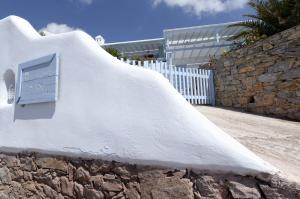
[158, 62, 162, 74]
[178, 67, 182, 94]
[189, 68, 194, 104]
[192, 68, 197, 104]
[182, 67, 187, 99]
[204, 70, 208, 104]
[170, 66, 174, 85]
[196, 69, 201, 104]
[174, 67, 178, 90]
[144, 61, 148, 68]
[200, 69, 204, 104]
[186, 68, 191, 103]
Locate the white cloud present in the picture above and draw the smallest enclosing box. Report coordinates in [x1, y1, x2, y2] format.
[67, 0, 94, 5]
[78, 0, 94, 5]
[152, 0, 248, 16]
[39, 23, 81, 35]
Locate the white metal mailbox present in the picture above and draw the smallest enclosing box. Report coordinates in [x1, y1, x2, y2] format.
[16, 53, 59, 104]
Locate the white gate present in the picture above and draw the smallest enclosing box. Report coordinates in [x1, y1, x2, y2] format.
[121, 58, 215, 105]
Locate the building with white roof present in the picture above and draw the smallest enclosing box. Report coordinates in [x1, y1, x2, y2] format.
[99, 22, 244, 67]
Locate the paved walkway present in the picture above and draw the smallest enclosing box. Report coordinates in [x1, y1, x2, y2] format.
[195, 106, 300, 183]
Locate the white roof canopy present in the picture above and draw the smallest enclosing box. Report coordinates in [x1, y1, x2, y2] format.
[164, 22, 245, 66]
[102, 38, 164, 58]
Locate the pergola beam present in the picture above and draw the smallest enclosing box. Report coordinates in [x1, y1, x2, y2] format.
[166, 42, 231, 53]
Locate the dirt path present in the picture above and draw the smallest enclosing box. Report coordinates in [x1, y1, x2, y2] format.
[195, 106, 300, 183]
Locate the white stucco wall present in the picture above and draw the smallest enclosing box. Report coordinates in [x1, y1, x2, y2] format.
[0, 16, 277, 175]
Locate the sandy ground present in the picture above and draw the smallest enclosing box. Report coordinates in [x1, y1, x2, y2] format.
[195, 106, 300, 183]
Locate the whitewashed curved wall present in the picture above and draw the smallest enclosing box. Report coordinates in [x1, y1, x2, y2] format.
[0, 16, 276, 175]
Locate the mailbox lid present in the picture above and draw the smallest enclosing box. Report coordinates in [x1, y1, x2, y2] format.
[16, 53, 59, 105]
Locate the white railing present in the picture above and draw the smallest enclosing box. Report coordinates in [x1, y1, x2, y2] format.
[121, 58, 215, 105]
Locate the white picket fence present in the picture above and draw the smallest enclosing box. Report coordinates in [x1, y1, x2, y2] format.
[121, 58, 215, 105]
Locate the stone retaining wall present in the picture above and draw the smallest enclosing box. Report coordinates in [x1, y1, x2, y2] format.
[0, 152, 299, 199]
[214, 25, 300, 121]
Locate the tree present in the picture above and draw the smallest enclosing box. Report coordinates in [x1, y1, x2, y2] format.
[229, 0, 300, 43]
[105, 48, 121, 58]
[39, 31, 46, 36]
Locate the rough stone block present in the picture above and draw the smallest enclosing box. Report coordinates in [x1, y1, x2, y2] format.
[258, 73, 277, 83]
[263, 42, 274, 51]
[239, 66, 255, 73]
[60, 176, 74, 197]
[35, 157, 67, 172]
[281, 68, 300, 80]
[228, 181, 260, 199]
[139, 170, 193, 199]
[0, 167, 11, 185]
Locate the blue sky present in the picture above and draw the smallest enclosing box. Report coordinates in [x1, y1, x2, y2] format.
[0, 0, 251, 42]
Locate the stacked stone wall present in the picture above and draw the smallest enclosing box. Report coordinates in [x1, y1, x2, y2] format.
[0, 152, 299, 198]
[214, 25, 300, 121]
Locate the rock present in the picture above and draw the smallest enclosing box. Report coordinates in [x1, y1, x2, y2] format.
[110, 192, 119, 197]
[102, 181, 123, 192]
[114, 166, 129, 176]
[74, 182, 84, 199]
[127, 181, 140, 192]
[75, 167, 90, 184]
[3, 156, 20, 168]
[41, 184, 58, 199]
[35, 157, 67, 172]
[68, 163, 76, 181]
[239, 66, 255, 73]
[0, 192, 9, 199]
[228, 181, 261, 199]
[60, 176, 74, 197]
[139, 170, 193, 199]
[21, 157, 37, 171]
[193, 191, 201, 199]
[112, 192, 126, 199]
[10, 168, 23, 181]
[269, 61, 289, 73]
[84, 188, 104, 199]
[23, 171, 32, 181]
[0, 167, 11, 185]
[263, 42, 274, 50]
[90, 175, 104, 189]
[281, 68, 300, 80]
[103, 174, 116, 180]
[224, 60, 233, 67]
[23, 181, 38, 194]
[9, 181, 26, 197]
[89, 161, 111, 175]
[33, 170, 54, 187]
[258, 73, 277, 83]
[259, 184, 282, 199]
[195, 176, 226, 198]
[256, 173, 273, 183]
[172, 170, 186, 179]
[57, 193, 65, 199]
[90, 163, 101, 174]
[51, 177, 61, 192]
[125, 189, 140, 199]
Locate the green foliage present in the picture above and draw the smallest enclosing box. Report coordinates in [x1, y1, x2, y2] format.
[229, 0, 300, 43]
[130, 55, 156, 62]
[131, 55, 143, 61]
[39, 31, 46, 36]
[105, 48, 121, 58]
